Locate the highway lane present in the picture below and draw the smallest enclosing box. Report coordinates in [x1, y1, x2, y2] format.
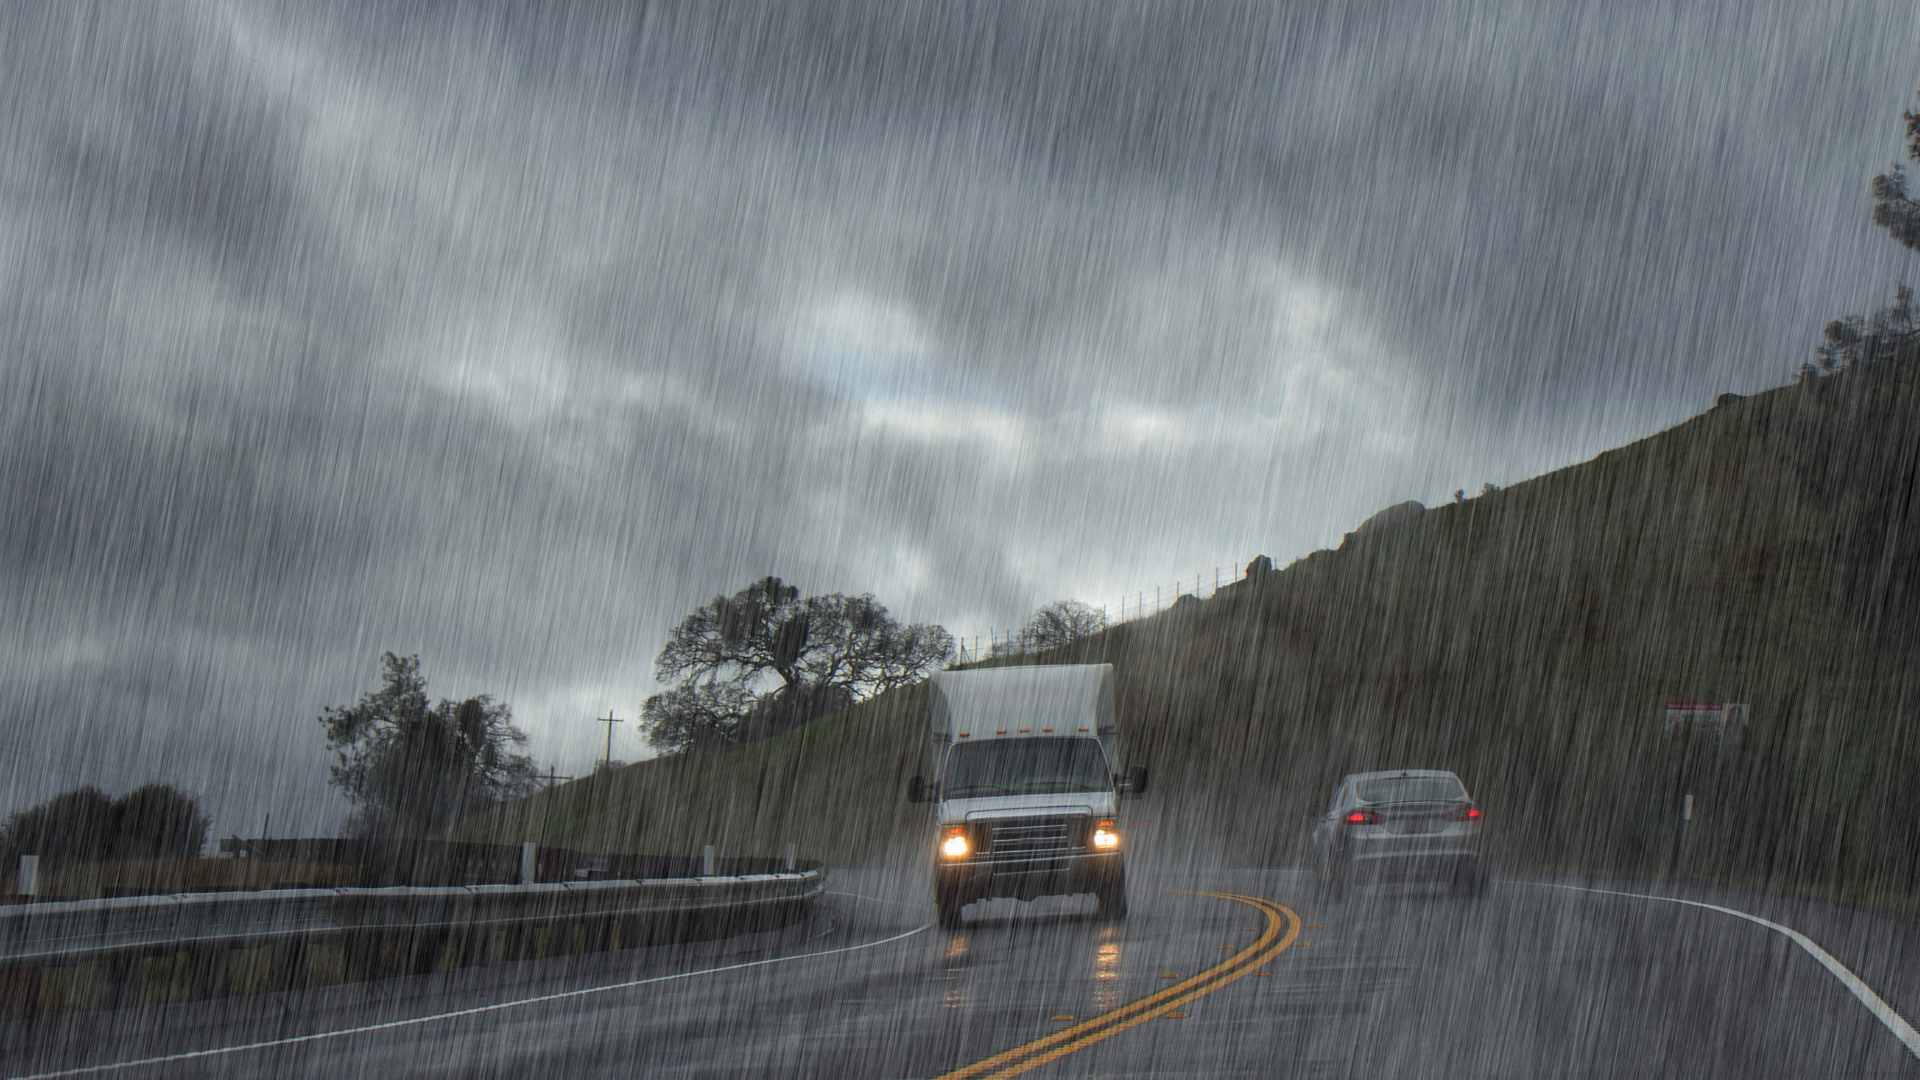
[7, 869, 1916, 1078]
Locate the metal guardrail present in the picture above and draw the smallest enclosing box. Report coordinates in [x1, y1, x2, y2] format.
[0, 865, 827, 1013]
[0, 867, 827, 967]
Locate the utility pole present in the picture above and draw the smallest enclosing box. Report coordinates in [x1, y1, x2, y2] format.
[595, 710, 623, 771]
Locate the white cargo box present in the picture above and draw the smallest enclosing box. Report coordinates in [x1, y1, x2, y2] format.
[927, 664, 1116, 777]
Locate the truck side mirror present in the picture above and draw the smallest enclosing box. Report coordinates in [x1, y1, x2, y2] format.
[1127, 764, 1150, 798]
[907, 774, 926, 803]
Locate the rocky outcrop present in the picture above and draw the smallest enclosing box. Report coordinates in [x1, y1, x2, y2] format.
[1340, 500, 1426, 548]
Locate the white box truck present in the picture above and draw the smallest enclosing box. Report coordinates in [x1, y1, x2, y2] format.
[906, 664, 1148, 929]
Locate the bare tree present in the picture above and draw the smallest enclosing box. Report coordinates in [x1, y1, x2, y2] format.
[1021, 599, 1109, 652]
[640, 678, 761, 753]
[644, 576, 954, 752]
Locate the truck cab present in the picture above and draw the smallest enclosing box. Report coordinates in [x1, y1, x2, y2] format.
[907, 664, 1147, 929]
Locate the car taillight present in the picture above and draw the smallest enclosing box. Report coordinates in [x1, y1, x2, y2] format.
[1448, 805, 1482, 821]
[1345, 810, 1380, 825]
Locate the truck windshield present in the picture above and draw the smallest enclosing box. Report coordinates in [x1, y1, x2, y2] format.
[944, 738, 1111, 797]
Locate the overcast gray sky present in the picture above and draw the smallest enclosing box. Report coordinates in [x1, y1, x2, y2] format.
[3, 0, 1917, 837]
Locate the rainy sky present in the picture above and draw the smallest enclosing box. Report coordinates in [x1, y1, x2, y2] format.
[3, 0, 1917, 836]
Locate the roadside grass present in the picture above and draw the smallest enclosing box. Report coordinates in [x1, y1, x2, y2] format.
[452, 687, 930, 867]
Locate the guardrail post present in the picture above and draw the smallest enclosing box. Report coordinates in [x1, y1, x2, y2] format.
[784, 842, 796, 872]
[188, 945, 230, 1000]
[701, 845, 715, 876]
[17, 855, 37, 898]
[520, 842, 537, 885]
[269, 939, 309, 992]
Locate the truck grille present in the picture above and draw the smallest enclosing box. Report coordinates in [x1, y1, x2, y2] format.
[984, 816, 1085, 856]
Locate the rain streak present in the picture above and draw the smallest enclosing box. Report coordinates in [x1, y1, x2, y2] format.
[4, 2, 1920, 1077]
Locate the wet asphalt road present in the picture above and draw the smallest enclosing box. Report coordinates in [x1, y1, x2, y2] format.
[7, 868, 1917, 1079]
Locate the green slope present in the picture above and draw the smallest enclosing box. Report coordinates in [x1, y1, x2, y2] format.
[451, 686, 928, 868]
[461, 360, 1920, 904]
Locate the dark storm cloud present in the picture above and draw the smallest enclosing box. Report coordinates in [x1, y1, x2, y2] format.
[1, 4, 306, 278]
[1, 0, 1915, 833]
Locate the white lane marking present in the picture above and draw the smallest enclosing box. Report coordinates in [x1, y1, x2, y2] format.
[1532, 882, 1920, 1060]
[8, 919, 932, 1079]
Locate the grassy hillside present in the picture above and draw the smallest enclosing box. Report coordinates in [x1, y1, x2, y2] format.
[452, 686, 929, 869]
[460, 360, 1920, 906]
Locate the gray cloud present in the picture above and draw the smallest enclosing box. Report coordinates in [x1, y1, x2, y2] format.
[2, 0, 1915, 835]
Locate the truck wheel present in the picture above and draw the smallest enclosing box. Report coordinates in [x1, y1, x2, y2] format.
[1097, 881, 1128, 921]
[936, 896, 965, 930]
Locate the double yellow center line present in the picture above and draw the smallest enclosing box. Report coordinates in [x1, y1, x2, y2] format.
[933, 892, 1301, 1080]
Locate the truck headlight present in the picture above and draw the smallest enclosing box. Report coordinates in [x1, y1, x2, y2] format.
[941, 829, 969, 859]
[1092, 820, 1120, 850]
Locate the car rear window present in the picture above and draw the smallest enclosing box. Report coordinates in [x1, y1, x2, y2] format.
[1354, 776, 1465, 803]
